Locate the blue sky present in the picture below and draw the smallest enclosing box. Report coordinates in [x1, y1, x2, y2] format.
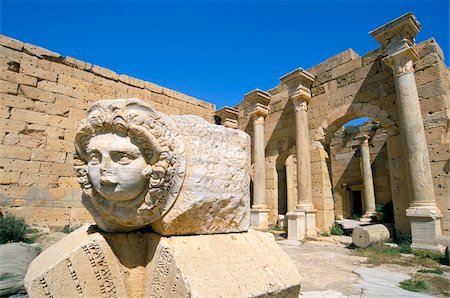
[1, 0, 449, 117]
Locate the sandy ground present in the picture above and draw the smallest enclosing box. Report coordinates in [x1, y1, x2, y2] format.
[278, 236, 445, 297]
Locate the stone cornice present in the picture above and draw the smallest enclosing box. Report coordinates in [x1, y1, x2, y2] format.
[280, 68, 315, 102]
[249, 103, 269, 119]
[370, 12, 421, 48]
[215, 106, 239, 121]
[244, 89, 271, 106]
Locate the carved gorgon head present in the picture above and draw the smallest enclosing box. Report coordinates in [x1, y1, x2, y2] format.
[74, 98, 185, 232]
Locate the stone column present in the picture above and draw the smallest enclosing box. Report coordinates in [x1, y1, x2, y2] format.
[245, 89, 271, 229]
[370, 13, 443, 250]
[215, 106, 239, 129]
[358, 136, 377, 221]
[280, 68, 316, 239]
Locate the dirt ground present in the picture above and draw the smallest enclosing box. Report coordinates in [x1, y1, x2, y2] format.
[278, 236, 448, 297]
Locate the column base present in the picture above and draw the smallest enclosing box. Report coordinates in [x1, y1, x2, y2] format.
[406, 205, 444, 252]
[360, 211, 377, 222]
[286, 211, 306, 241]
[250, 208, 269, 230]
[296, 204, 317, 237]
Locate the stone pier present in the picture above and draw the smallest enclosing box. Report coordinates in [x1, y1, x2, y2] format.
[281, 68, 317, 239]
[370, 13, 443, 250]
[359, 136, 377, 221]
[245, 90, 271, 229]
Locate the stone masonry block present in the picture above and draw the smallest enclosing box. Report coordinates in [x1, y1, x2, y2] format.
[39, 161, 74, 177]
[0, 170, 20, 184]
[48, 115, 71, 128]
[18, 173, 59, 187]
[119, 74, 145, 88]
[1, 93, 33, 109]
[0, 80, 18, 94]
[23, 43, 62, 59]
[54, 94, 87, 110]
[58, 74, 90, 90]
[37, 80, 74, 96]
[63, 56, 92, 71]
[31, 149, 66, 163]
[0, 118, 27, 133]
[45, 138, 74, 153]
[0, 45, 38, 67]
[70, 67, 95, 83]
[34, 101, 70, 116]
[20, 64, 58, 82]
[46, 61, 74, 77]
[0, 158, 40, 173]
[0, 106, 9, 118]
[25, 226, 300, 298]
[0, 70, 37, 86]
[415, 53, 440, 71]
[91, 65, 119, 81]
[27, 124, 64, 139]
[0, 35, 24, 51]
[10, 108, 50, 125]
[415, 63, 446, 86]
[3, 132, 46, 148]
[144, 81, 163, 94]
[19, 85, 56, 103]
[0, 144, 32, 161]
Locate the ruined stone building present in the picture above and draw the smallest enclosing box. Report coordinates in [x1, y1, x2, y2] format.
[0, 13, 448, 250]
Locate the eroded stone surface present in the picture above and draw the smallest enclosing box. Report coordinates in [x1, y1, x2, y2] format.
[25, 225, 301, 297]
[74, 99, 186, 232]
[153, 115, 251, 235]
[74, 99, 251, 234]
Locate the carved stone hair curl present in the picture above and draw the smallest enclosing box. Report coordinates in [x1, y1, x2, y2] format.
[73, 99, 185, 230]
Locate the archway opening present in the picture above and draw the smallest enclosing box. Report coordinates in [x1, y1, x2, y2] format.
[327, 116, 394, 224]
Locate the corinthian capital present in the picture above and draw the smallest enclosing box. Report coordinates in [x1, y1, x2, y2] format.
[382, 39, 419, 76]
[293, 100, 308, 112]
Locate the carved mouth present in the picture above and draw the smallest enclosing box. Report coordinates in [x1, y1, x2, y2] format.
[99, 177, 118, 192]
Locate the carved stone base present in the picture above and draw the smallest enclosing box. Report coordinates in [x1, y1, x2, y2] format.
[25, 225, 301, 297]
[406, 205, 444, 251]
[305, 211, 317, 237]
[250, 208, 269, 229]
[286, 211, 306, 241]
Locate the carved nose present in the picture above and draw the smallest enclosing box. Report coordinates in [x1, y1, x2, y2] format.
[100, 155, 113, 172]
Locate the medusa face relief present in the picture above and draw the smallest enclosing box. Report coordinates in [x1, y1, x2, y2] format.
[74, 99, 185, 232]
[86, 133, 150, 202]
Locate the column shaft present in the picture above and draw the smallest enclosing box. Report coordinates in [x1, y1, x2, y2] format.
[360, 138, 376, 218]
[252, 115, 266, 207]
[295, 101, 313, 208]
[395, 70, 436, 205]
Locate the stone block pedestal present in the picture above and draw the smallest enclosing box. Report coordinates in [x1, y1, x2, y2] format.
[406, 206, 444, 251]
[25, 225, 301, 297]
[250, 208, 269, 229]
[305, 211, 317, 237]
[287, 211, 306, 240]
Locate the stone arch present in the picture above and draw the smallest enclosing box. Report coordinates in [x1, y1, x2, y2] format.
[313, 103, 398, 144]
[275, 149, 295, 216]
[310, 102, 399, 231]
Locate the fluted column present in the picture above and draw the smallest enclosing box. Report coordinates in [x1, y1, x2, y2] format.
[371, 13, 443, 250]
[245, 89, 271, 229]
[359, 136, 377, 220]
[280, 68, 316, 239]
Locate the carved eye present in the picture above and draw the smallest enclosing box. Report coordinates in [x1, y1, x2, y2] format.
[89, 152, 101, 165]
[116, 152, 133, 165]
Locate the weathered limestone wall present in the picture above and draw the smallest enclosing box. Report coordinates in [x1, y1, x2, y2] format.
[237, 38, 449, 235]
[330, 123, 392, 219]
[0, 35, 215, 227]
